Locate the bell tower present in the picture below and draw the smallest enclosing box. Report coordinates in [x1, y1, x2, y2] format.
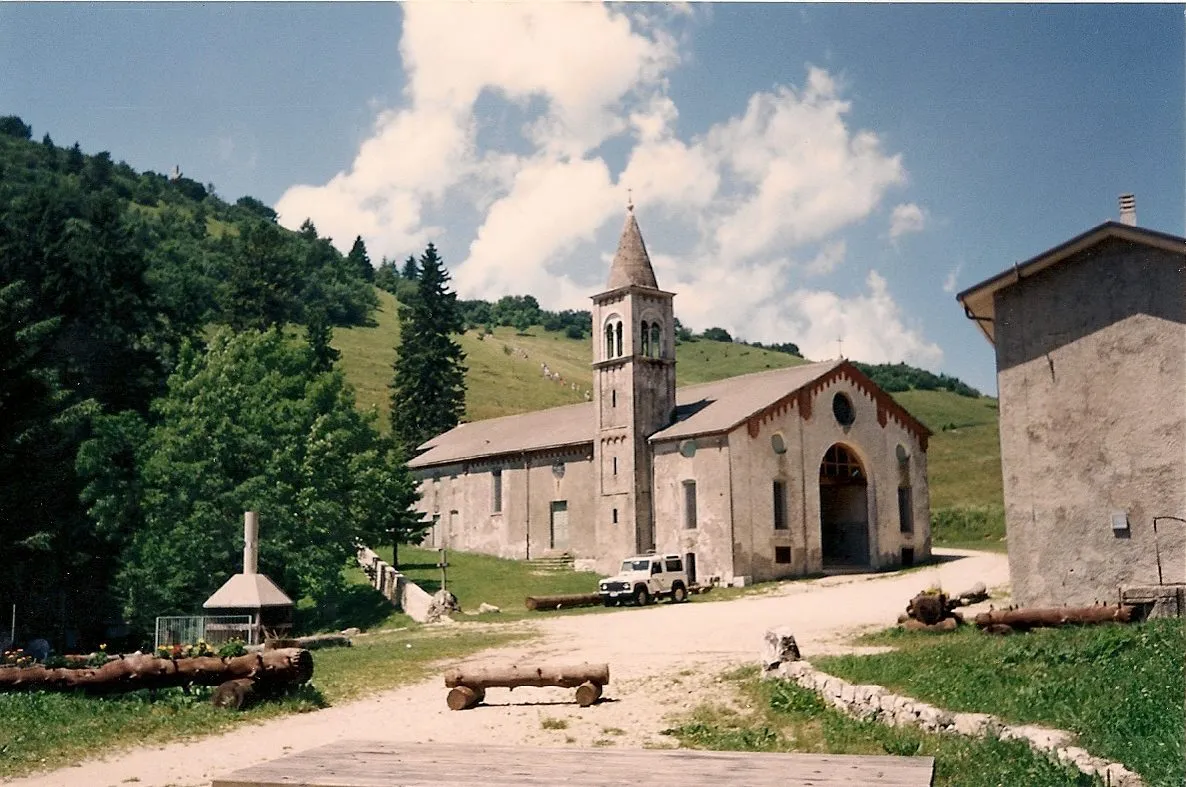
[590, 201, 676, 560]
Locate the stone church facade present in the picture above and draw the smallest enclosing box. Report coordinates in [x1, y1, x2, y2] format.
[408, 207, 933, 584]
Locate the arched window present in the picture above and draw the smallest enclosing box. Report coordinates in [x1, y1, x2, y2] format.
[641, 320, 650, 357]
[605, 323, 615, 359]
[615, 322, 623, 358]
[820, 444, 864, 481]
[650, 322, 661, 357]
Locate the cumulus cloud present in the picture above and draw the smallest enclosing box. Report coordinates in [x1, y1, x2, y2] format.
[276, 4, 942, 368]
[889, 202, 926, 240]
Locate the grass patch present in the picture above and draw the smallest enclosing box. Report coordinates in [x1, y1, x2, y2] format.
[816, 620, 1185, 786]
[373, 545, 603, 619]
[664, 670, 1097, 786]
[930, 504, 1007, 552]
[540, 717, 568, 730]
[0, 625, 529, 779]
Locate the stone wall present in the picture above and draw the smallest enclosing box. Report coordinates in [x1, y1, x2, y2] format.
[356, 546, 433, 623]
[764, 657, 1143, 786]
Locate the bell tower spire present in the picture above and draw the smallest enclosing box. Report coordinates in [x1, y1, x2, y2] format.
[590, 202, 676, 561]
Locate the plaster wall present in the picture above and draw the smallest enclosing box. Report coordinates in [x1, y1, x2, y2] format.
[651, 434, 735, 583]
[412, 446, 596, 561]
[994, 241, 1186, 606]
[731, 373, 930, 583]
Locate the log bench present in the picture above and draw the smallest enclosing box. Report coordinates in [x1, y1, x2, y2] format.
[212, 740, 936, 786]
[443, 662, 609, 709]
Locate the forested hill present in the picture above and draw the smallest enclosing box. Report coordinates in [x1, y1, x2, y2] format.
[0, 116, 385, 645]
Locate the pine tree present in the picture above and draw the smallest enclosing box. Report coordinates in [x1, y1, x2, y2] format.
[347, 235, 374, 282]
[389, 243, 466, 454]
[400, 255, 418, 280]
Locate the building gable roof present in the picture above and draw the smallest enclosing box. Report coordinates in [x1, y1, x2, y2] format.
[408, 401, 594, 469]
[408, 359, 932, 469]
[956, 221, 1186, 345]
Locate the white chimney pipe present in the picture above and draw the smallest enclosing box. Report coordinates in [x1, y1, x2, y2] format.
[243, 511, 259, 575]
[1118, 194, 1136, 226]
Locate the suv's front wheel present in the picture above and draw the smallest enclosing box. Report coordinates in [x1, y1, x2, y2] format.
[633, 585, 651, 606]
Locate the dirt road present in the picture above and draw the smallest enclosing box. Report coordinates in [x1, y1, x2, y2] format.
[7, 548, 1007, 787]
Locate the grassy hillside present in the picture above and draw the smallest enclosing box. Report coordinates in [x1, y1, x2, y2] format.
[332, 289, 1002, 517]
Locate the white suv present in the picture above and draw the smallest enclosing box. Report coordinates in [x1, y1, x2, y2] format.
[598, 554, 689, 607]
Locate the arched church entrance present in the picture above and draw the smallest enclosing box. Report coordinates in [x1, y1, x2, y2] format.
[819, 444, 870, 568]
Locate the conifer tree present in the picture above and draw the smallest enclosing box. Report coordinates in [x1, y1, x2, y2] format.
[388, 243, 466, 454]
[347, 235, 374, 282]
[400, 255, 418, 280]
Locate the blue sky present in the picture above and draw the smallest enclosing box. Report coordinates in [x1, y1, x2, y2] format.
[3, 3, 1182, 395]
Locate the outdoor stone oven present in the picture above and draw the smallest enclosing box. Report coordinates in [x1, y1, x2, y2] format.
[202, 511, 295, 642]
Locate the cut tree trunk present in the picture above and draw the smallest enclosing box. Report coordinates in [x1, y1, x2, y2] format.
[0, 648, 313, 695]
[574, 680, 602, 707]
[524, 593, 602, 611]
[444, 663, 609, 690]
[974, 605, 1133, 631]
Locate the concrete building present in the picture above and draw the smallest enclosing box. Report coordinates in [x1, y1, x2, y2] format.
[408, 206, 932, 584]
[957, 200, 1186, 610]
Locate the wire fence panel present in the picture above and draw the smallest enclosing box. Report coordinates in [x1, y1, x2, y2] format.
[154, 615, 257, 651]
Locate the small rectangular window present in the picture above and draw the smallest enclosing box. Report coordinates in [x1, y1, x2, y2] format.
[611, 389, 617, 408]
[772, 480, 788, 530]
[774, 546, 792, 564]
[612, 456, 618, 476]
[492, 469, 502, 513]
[683, 481, 698, 530]
[898, 487, 913, 534]
[612, 508, 618, 524]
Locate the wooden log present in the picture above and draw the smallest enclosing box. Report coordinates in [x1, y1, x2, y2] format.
[574, 680, 602, 707]
[973, 605, 1133, 631]
[524, 593, 602, 611]
[212, 678, 257, 710]
[446, 686, 481, 711]
[0, 648, 313, 695]
[444, 663, 609, 691]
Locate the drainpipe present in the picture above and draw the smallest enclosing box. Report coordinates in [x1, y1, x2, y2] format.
[523, 452, 531, 560]
[798, 410, 810, 575]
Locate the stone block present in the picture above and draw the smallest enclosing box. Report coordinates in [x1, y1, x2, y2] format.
[952, 712, 996, 738]
[760, 627, 802, 670]
[1014, 725, 1073, 752]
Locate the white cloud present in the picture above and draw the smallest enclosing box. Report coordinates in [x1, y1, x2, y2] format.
[276, 7, 941, 369]
[942, 262, 963, 294]
[803, 240, 846, 276]
[889, 202, 926, 240]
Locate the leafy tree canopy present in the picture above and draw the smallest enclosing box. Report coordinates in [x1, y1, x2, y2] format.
[94, 328, 422, 629]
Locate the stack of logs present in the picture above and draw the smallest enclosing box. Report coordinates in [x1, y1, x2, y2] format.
[443, 663, 609, 710]
[0, 648, 314, 710]
[899, 582, 990, 632]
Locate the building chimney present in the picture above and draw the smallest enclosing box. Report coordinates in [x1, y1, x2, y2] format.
[243, 511, 259, 575]
[1118, 194, 1136, 226]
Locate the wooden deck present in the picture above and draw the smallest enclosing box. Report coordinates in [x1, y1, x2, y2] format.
[212, 740, 934, 787]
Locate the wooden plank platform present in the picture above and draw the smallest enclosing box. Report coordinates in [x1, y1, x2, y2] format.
[212, 740, 934, 787]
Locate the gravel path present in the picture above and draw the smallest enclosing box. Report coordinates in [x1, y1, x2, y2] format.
[6, 548, 1008, 787]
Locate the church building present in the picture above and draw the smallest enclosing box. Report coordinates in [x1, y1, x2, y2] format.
[408, 206, 932, 585]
